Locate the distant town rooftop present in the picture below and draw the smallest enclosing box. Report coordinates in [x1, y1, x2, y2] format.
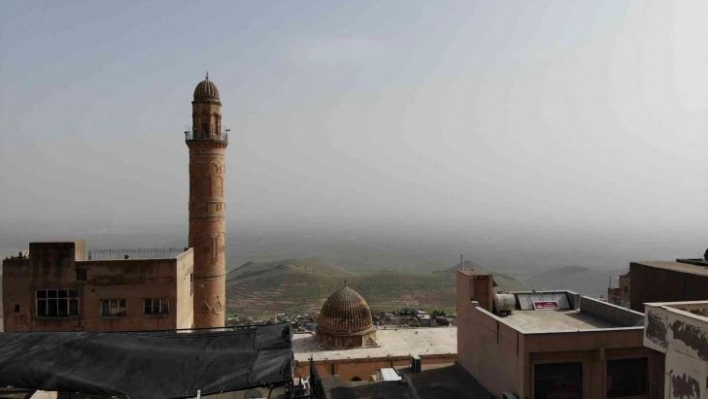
[631, 260, 708, 277]
[488, 291, 644, 334]
[292, 327, 456, 362]
[87, 248, 187, 261]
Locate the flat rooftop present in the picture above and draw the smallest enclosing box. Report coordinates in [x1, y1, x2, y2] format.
[87, 248, 187, 260]
[632, 260, 708, 277]
[292, 327, 456, 362]
[321, 363, 492, 399]
[490, 291, 644, 333]
[502, 309, 618, 332]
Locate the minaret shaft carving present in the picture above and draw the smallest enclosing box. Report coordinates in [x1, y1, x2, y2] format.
[186, 76, 228, 329]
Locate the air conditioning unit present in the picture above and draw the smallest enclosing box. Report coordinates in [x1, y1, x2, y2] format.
[501, 392, 518, 399]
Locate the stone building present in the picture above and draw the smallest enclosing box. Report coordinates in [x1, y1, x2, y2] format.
[186, 74, 229, 329]
[289, 285, 457, 381]
[457, 270, 665, 399]
[316, 286, 377, 349]
[2, 241, 193, 332]
[294, 327, 457, 382]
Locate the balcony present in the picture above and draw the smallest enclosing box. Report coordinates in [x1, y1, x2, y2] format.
[184, 127, 229, 144]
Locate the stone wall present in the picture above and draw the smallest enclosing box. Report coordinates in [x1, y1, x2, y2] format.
[644, 302, 708, 399]
[294, 353, 457, 382]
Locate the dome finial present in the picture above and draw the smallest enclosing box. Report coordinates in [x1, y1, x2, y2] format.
[206, 71, 209, 80]
[344, 280, 347, 287]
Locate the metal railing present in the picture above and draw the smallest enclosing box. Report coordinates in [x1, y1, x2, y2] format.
[184, 127, 229, 144]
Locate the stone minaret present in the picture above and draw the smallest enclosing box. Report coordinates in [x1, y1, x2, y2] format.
[186, 74, 228, 328]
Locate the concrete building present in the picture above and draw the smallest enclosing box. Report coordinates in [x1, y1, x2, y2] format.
[2, 241, 193, 332]
[629, 257, 708, 313]
[644, 301, 708, 399]
[457, 270, 664, 399]
[186, 74, 229, 329]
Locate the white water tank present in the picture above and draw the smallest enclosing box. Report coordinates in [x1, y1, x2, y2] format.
[493, 293, 516, 316]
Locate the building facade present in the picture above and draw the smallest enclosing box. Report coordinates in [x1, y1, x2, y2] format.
[644, 301, 708, 399]
[2, 241, 193, 332]
[457, 270, 664, 399]
[630, 259, 708, 313]
[608, 272, 630, 308]
[186, 75, 229, 329]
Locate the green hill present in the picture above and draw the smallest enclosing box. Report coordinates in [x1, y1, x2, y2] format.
[226, 258, 526, 317]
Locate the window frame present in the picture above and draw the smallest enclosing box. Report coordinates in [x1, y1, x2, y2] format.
[36, 289, 80, 318]
[100, 298, 127, 317]
[143, 298, 169, 315]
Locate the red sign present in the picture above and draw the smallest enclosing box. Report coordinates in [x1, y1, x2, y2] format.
[533, 301, 559, 310]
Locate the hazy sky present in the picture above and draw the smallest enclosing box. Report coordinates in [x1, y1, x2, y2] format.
[1, 1, 706, 261]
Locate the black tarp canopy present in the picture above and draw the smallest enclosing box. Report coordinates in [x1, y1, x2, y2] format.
[0, 324, 294, 399]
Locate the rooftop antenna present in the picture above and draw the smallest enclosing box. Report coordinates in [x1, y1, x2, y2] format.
[460, 253, 464, 270]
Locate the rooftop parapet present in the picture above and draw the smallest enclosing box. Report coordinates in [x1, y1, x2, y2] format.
[87, 248, 188, 261]
[482, 290, 645, 333]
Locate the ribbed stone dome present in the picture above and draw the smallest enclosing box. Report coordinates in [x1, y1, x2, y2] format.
[317, 286, 374, 336]
[193, 76, 220, 102]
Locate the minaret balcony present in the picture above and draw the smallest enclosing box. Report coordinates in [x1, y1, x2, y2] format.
[184, 128, 229, 144]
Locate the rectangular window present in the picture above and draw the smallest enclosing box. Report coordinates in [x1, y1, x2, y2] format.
[534, 362, 583, 399]
[75, 268, 87, 281]
[36, 289, 80, 317]
[100, 299, 127, 317]
[607, 358, 648, 397]
[143, 298, 169, 315]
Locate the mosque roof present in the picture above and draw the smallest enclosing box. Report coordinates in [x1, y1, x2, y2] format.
[317, 286, 375, 337]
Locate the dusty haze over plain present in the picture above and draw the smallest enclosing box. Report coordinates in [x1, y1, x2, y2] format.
[1, 1, 706, 270]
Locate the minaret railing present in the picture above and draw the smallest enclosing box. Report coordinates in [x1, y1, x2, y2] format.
[184, 127, 229, 144]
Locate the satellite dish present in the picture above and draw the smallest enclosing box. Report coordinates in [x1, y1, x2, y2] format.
[244, 388, 263, 399]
